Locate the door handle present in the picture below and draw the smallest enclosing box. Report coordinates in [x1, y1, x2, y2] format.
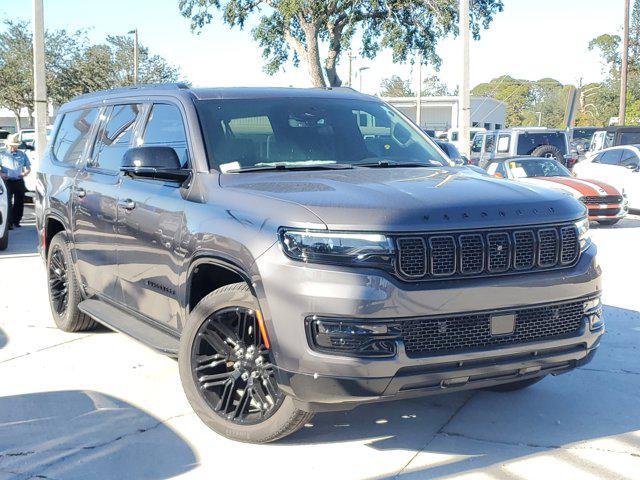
[76, 188, 86, 198]
[118, 199, 136, 211]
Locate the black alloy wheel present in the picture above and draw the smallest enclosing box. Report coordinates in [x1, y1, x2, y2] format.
[48, 245, 69, 316]
[191, 306, 283, 425]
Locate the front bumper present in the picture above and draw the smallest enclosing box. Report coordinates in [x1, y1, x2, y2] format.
[253, 243, 602, 410]
[587, 203, 628, 221]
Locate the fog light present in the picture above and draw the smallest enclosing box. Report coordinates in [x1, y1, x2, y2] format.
[584, 297, 604, 331]
[306, 317, 400, 357]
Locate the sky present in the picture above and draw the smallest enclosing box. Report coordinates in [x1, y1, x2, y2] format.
[0, 0, 625, 95]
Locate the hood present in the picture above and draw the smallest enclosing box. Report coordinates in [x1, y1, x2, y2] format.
[220, 167, 587, 231]
[520, 176, 621, 198]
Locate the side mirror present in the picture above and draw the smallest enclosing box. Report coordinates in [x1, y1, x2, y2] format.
[625, 163, 639, 171]
[120, 147, 190, 183]
[460, 155, 469, 165]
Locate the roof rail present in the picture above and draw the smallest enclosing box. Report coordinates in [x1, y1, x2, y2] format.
[69, 82, 190, 102]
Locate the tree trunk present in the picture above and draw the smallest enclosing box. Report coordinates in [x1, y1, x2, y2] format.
[303, 25, 326, 88]
[324, 22, 343, 87]
[12, 111, 21, 131]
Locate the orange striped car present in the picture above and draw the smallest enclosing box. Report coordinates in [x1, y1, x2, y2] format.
[486, 156, 628, 225]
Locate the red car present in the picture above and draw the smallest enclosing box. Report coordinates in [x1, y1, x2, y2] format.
[486, 156, 628, 225]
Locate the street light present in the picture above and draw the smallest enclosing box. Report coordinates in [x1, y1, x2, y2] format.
[127, 29, 139, 84]
[536, 111, 542, 127]
[358, 66, 370, 92]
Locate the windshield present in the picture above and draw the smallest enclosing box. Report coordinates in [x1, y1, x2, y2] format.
[508, 159, 571, 178]
[196, 97, 449, 172]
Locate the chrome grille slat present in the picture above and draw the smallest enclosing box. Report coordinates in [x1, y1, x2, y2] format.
[538, 228, 559, 267]
[429, 236, 456, 276]
[582, 195, 622, 204]
[394, 223, 580, 281]
[397, 237, 427, 278]
[513, 230, 535, 270]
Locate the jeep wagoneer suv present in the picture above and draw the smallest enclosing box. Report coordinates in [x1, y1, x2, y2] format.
[36, 84, 603, 443]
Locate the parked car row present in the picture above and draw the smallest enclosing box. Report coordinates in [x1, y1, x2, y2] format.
[470, 127, 576, 168]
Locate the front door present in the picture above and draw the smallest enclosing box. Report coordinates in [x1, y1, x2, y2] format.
[72, 103, 142, 300]
[116, 103, 190, 329]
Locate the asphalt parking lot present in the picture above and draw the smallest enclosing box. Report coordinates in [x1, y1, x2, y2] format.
[1, 207, 639, 480]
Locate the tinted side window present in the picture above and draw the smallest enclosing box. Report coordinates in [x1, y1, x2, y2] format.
[92, 104, 141, 172]
[618, 132, 640, 145]
[620, 149, 639, 167]
[516, 132, 567, 155]
[600, 150, 623, 165]
[471, 134, 484, 153]
[52, 108, 98, 164]
[141, 104, 189, 168]
[484, 134, 496, 152]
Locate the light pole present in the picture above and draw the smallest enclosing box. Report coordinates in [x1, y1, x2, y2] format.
[128, 28, 139, 84]
[620, 0, 631, 125]
[358, 66, 370, 92]
[416, 52, 423, 127]
[536, 111, 542, 127]
[32, 0, 48, 161]
[458, 0, 471, 158]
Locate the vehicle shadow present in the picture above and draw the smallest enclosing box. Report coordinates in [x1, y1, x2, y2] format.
[0, 224, 39, 257]
[0, 326, 6, 350]
[282, 304, 640, 479]
[0, 390, 198, 479]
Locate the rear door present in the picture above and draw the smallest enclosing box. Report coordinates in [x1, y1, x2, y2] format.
[116, 102, 190, 329]
[72, 103, 142, 300]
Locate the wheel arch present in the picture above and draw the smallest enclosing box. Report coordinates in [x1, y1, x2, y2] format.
[43, 212, 68, 256]
[185, 254, 258, 315]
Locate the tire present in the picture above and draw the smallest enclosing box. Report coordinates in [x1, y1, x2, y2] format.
[485, 376, 546, 392]
[597, 219, 620, 226]
[531, 145, 565, 165]
[178, 282, 313, 443]
[0, 228, 7, 251]
[47, 232, 96, 332]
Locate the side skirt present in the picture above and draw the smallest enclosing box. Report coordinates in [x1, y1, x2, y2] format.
[78, 298, 180, 356]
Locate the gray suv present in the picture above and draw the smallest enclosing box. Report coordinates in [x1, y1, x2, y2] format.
[36, 84, 603, 443]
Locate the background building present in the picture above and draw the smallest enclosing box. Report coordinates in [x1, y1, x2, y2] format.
[382, 96, 506, 133]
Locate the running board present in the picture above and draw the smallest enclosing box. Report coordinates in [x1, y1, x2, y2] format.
[78, 299, 180, 356]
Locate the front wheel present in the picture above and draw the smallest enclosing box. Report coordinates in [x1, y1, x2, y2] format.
[178, 282, 313, 443]
[0, 228, 7, 251]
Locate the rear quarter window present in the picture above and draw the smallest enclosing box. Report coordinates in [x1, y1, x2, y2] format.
[51, 108, 99, 164]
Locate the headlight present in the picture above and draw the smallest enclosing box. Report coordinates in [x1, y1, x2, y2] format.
[279, 229, 395, 267]
[574, 217, 591, 251]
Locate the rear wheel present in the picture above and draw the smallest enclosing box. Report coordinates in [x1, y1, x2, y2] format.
[178, 282, 313, 443]
[485, 376, 545, 392]
[47, 232, 96, 332]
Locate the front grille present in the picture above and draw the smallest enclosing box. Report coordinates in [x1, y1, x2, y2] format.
[394, 223, 580, 281]
[582, 195, 622, 205]
[401, 298, 588, 357]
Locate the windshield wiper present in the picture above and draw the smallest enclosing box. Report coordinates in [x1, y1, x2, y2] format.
[226, 163, 354, 173]
[354, 159, 442, 168]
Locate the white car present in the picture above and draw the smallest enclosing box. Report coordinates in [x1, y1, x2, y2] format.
[0, 177, 8, 250]
[446, 127, 486, 153]
[573, 145, 640, 210]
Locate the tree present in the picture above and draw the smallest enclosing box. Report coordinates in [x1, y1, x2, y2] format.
[379, 75, 413, 97]
[0, 20, 183, 129]
[421, 75, 456, 96]
[178, 0, 504, 88]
